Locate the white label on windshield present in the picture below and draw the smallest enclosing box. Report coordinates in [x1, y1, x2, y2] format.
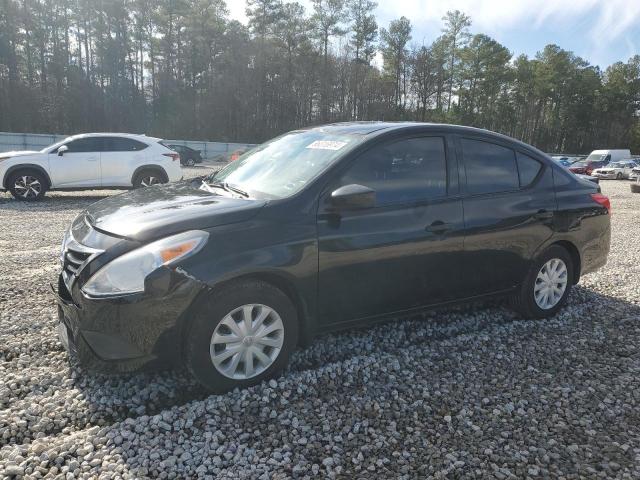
[306, 140, 348, 150]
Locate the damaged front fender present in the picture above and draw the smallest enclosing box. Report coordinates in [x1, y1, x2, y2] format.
[59, 266, 209, 372]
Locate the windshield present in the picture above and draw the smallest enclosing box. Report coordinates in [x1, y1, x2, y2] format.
[585, 153, 607, 162]
[572, 161, 587, 167]
[208, 130, 364, 199]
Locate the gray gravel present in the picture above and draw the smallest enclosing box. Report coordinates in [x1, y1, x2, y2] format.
[1, 175, 640, 479]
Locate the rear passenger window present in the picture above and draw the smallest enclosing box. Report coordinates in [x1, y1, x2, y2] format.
[105, 137, 148, 152]
[461, 138, 518, 195]
[339, 136, 447, 205]
[516, 152, 542, 187]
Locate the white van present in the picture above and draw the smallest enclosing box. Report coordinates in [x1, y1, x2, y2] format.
[585, 149, 631, 164]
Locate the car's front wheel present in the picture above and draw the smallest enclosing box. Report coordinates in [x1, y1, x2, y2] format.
[511, 245, 574, 318]
[8, 170, 48, 201]
[186, 158, 196, 167]
[616, 172, 623, 180]
[184, 280, 298, 392]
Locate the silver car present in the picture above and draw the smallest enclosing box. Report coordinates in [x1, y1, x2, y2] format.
[592, 161, 638, 180]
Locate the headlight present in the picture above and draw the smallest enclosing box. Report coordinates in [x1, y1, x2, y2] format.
[82, 230, 209, 297]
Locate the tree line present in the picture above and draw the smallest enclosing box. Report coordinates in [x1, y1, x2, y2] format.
[1, 0, 639, 153]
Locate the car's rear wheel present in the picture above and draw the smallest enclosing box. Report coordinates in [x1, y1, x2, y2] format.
[184, 280, 298, 392]
[133, 169, 166, 188]
[8, 170, 48, 201]
[616, 172, 623, 180]
[510, 245, 574, 318]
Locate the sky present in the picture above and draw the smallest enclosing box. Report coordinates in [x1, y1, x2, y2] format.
[227, 0, 640, 68]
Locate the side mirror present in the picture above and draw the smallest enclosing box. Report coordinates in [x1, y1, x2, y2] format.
[329, 184, 375, 210]
[57, 145, 68, 156]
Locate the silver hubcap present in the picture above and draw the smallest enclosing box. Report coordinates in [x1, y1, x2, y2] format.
[210, 304, 285, 380]
[141, 176, 160, 187]
[534, 258, 568, 309]
[14, 175, 42, 198]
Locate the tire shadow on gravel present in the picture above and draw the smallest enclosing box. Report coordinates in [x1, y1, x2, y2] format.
[61, 285, 640, 429]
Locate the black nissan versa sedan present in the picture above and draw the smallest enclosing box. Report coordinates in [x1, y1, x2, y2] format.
[55, 122, 611, 392]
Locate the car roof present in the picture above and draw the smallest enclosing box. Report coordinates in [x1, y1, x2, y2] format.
[64, 132, 162, 143]
[305, 121, 505, 136]
[302, 122, 547, 156]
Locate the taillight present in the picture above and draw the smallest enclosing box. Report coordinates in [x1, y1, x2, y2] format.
[590, 193, 611, 213]
[163, 153, 180, 161]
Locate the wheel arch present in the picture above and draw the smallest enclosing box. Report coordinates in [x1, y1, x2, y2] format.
[3, 164, 52, 189]
[550, 240, 581, 284]
[183, 271, 314, 349]
[131, 165, 169, 185]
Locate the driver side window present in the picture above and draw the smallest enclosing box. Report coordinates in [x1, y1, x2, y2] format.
[61, 138, 104, 153]
[338, 136, 447, 206]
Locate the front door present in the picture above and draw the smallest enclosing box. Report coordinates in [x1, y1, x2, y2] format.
[317, 135, 465, 327]
[48, 137, 102, 187]
[458, 136, 557, 295]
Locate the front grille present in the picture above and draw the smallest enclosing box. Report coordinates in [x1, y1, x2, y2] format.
[63, 247, 92, 276]
[61, 230, 103, 290]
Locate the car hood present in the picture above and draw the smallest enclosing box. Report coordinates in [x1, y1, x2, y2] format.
[0, 150, 41, 160]
[84, 181, 267, 242]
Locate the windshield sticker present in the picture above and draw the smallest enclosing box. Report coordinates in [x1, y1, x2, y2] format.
[306, 140, 348, 150]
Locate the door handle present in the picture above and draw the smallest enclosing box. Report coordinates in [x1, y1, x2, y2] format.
[425, 221, 452, 234]
[534, 210, 553, 220]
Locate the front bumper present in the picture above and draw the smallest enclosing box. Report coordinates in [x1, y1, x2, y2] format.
[591, 172, 616, 179]
[54, 267, 203, 372]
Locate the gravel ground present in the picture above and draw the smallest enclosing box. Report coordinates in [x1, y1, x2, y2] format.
[0, 175, 639, 479]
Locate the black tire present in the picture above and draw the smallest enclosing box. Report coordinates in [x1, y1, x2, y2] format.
[631, 183, 640, 194]
[186, 158, 196, 167]
[510, 245, 574, 319]
[184, 280, 298, 393]
[7, 169, 48, 201]
[616, 172, 623, 180]
[132, 169, 166, 188]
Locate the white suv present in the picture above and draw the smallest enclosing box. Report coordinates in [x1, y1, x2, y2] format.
[0, 133, 183, 200]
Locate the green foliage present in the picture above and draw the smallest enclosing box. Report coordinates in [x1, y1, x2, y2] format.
[0, 2, 638, 152]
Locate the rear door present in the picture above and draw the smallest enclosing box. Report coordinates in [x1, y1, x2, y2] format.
[48, 137, 103, 187]
[100, 137, 149, 186]
[458, 136, 556, 295]
[316, 134, 465, 326]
